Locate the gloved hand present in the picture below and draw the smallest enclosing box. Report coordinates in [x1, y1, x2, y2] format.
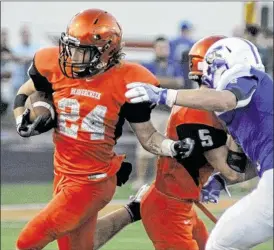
[16, 109, 54, 138]
[125, 83, 178, 107]
[124, 184, 150, 222]
[201, 172, 231, 204]
[173, 138, 195, 160]
[116, 161, 132, 187]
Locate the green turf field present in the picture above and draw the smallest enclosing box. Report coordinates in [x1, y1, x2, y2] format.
[1, 182, 273, 250]
[1, 182, 133, 205]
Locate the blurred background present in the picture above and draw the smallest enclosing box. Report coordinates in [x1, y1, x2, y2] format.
[1, 2, 273, 250]
[1, 1, 273, 187]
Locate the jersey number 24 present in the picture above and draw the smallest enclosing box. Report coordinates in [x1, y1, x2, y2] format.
[57, 98, 107, 140]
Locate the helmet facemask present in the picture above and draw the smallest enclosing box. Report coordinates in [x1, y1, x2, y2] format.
[202, 46, 229, 88]
[59, 32, 106, 79]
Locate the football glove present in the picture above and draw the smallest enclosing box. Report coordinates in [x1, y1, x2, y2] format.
[125, 82, 178, 107]
[173, 138, 195, 160]
[116, 161, 132, 187]
[124, 184, 150, 222]
[16, 109, 54, 138]
[201, 172, 231, 204]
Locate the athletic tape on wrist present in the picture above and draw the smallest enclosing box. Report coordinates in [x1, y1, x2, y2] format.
[161, 139, 176, 157]
[166, 89, 178, 107]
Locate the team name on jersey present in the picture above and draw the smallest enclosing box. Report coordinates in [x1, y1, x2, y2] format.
[71, 88, 101, 100]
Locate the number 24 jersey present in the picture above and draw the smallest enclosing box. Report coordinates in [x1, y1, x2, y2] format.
[28, 46, 159, 183]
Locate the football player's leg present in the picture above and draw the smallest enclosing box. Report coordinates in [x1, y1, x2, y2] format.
[57, 213, 98, 250]
[206, 169, 273, 250]
[93, 184, 149, 250]
[192, 210, 209, 250]
[141, 185, 199, 250]
[16, 174, 117, 250]
[56, 175, 117, 250]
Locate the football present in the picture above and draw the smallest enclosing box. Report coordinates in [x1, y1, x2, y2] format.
[25, 91, 56, 124]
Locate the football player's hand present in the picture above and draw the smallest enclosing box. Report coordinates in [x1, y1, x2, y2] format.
[173, 138, 195, 160]
[124, 184, 150, 222]
[125, 82, 178, 107]
[201, 173, 231, 204]
[16, 109, 53, 138]
[116, 161, 132, 187]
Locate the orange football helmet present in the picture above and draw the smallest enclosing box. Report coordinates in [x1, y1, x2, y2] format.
[188, 35, 226, 84]
[59, 9, 123, 79]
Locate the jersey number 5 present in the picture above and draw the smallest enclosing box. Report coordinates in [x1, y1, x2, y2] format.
[58, 98, 107, 140]
[198, 129, 213, 147]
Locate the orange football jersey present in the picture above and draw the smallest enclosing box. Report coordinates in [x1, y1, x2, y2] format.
[29, 47, 159, 183]
[155, 106, 227, 200]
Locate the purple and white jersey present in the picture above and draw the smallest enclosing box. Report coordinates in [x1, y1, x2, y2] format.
[217, 68, 273, 177]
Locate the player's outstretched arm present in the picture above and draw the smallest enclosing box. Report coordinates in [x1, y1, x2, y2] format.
[130, 120, 194, 159]
[125, 83, 237, 112]
[93, 184, 149, 250]
[172, 88, 237, 112]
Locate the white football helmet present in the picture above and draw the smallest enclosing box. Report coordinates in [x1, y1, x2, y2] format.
[202, 37, 265, 89]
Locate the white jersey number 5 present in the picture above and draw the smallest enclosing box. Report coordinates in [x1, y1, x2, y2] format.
[198, 129, 213, 147]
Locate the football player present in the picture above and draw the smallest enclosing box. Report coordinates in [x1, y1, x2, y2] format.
[13, 9, 192, 250]
[91, 36, 258, 250]
[139, 35, 257, 250]
[125, 37, 273, 249]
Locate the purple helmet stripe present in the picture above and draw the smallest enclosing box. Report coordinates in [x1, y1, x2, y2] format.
[242, 39, 259, 64]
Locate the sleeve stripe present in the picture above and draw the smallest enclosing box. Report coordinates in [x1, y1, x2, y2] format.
[235, 88, 256, 108]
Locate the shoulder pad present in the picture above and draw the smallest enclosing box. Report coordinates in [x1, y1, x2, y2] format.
[34, 47, 60, 77]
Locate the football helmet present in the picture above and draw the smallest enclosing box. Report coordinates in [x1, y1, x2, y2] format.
[188, 35, 226, 85]
[59, 9, 123, 79]
[202, 37, 265, 88]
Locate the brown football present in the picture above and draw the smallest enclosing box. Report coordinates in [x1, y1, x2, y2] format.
[25, 91, 56, 123]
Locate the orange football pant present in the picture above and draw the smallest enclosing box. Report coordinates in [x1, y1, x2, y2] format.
[16, 172, 117, 250]
[141, 185, 208, 250]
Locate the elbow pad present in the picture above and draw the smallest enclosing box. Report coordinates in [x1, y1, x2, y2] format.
[14, 94, 28, 109]
[227, 150, 247, 173]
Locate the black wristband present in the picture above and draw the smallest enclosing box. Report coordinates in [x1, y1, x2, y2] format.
[14, 94, 28, 109]
[227, 150, 247, 173]
[124, 201, 141, 222]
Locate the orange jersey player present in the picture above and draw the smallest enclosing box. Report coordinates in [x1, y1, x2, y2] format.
[140, 35, 238, 250]
[13, 9, 193, 250]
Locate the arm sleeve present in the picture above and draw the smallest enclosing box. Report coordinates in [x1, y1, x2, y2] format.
[176, 123, 227, 152]
[28, 56, 53, 93]
[123, 63, 159, 123]
[122, 102, 154, 123]
[224, 77, 257, 109]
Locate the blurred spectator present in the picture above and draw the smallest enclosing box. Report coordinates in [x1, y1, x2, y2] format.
[1, 28, 13, 115]
[170, 20, 195, 89]
[243, 24, 260, 44]
[132, 36, 184, 190]
[142, 36, 184, 88]
[170, 20, 195, 62]
[12, 25, 39, 94]
[243, 24, 273, 77]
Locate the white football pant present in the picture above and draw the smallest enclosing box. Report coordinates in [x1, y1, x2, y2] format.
[206, 169, 273, 250]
